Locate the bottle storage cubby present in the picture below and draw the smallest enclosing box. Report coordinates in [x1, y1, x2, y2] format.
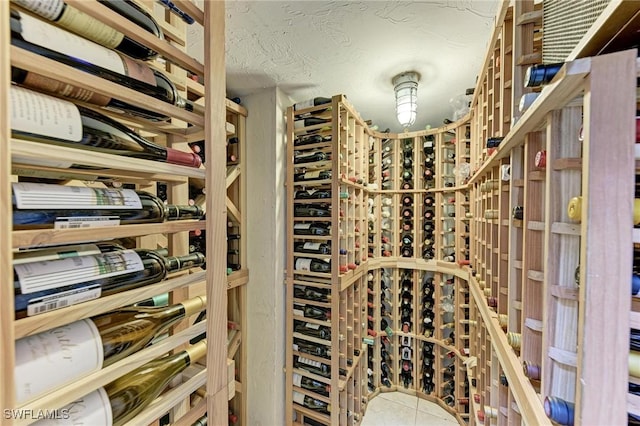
[1, 1, 236, 425]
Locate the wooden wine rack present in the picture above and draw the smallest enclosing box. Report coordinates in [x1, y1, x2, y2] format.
[0, 2, 239, 425]
[285, 3, 639, 425]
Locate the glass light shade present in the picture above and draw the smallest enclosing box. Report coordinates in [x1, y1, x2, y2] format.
[393, 71, 419, 128]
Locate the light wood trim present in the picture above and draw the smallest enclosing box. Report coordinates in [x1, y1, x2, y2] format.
[227, 269, 250, 290]
[15, 322, 206, 425]
[13, 220, 204, 249]
[204, 3, 228, 426]
[64, 0, 204, 75]
[0, 0, 15, 418]
[123, 368, 207, 426]
[15, 270, 206, 338]
[468, 277, 551, 425]
[11, 46, 204, 128]
[12, 140, 204, 179]
[574, 49, 635, 425]
[226, 99, 249, 117]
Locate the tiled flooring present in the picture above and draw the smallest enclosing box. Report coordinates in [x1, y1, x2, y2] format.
[361, 392, 459, 426]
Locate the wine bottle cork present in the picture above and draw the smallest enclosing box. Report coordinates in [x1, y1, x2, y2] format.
[507, 332, 521, 351]
[630, 351, 640, 378]
[182, 295, 207, 316]
[567, 196, 582, 222]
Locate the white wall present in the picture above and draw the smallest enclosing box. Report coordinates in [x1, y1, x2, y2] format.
[244, 87, 290, 425]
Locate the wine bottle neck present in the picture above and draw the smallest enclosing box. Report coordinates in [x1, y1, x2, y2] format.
[164, 252, 206, 272]
[164, 205, 204, 220]
[185, 339, 208, 363]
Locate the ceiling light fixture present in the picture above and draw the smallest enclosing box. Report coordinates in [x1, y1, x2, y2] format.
[393, 71, 420, 129]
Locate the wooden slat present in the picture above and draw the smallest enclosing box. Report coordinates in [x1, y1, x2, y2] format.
[13, 220, 204, 249]
[173, 0, 205, 26]
[0, 0, 15, 417]
[15, 270, 205, 338]
[12, 140, 203, 179]
[574, 50, 635, 425]
[204, 4, 228, 426]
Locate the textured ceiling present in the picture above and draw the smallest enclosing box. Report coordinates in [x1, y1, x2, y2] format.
[189, 1, 500, 132]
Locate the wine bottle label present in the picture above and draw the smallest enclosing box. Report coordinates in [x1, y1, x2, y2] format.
[297, 356, 321, 368]
[292, 373, 303, 387]
[293, 223, 311, 230]
[295, 258, 312, 271]
[303, 242, 321, 251]
[305, 322, 320, 330]
[18, 12, 126, 75]
[14, 0, 64, 20]
[13, 183, 143, 209]
[293, 391, 306, 405]
[13, 244, 102, 265]
[56, 3, 124, 49]
[22, 71, 112, 106]
[293, 305, 304, 316]
[11, 86, 82, 141]
[15, 249, 144, 294]
[54, 216, 121, 229]
[15, 318, 103, 404]
[35, 387, 113, 425]
[303, 171, 321, 179]
[26, 283, 101, 316]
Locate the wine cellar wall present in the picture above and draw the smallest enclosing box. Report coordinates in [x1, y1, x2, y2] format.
[0, 1, 241, 425]
[285, 2, 639, 425]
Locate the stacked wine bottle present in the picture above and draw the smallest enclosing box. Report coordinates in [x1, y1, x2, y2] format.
[422, 135, 437, 260]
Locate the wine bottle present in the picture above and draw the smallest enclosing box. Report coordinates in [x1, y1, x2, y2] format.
[293, 373, 330, 397]
[293, 222, 330, 236]
[294, 257, 331, 273]
[294, 97, 332, 111]
[524, 62, 564, 87]
[10, 11, 199, 114]
[10, 87, 202, 166]
[294, 204, 331, 217]
[544, 396, 574, 426]
[293, 285, 330, 303]
[12, 182, 203, 230]
[293, 170, 332, 182]
[293, 339, 330, 359]
[33, 340, 208, 426]
[293, 391, 330, 414]
[294, 320, 331, 340]
[294, 134, 329, 146]
[294, 117, 331, 129]
[15, 295, 206, 403]
[294, 150, 330, 164]
[14, 0, 164, 60]
[14, 247, 205, 318]
[294, 189, 331, 199]
[294, 303, 331, 321]
[294, 242, 331, 255]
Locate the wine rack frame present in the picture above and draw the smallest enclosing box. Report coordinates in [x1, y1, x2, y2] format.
[284, 2, 639, 425]
[0, 2, 235, 425]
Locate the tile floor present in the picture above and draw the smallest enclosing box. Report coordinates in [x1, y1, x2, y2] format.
[360, 392, 459, 426]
